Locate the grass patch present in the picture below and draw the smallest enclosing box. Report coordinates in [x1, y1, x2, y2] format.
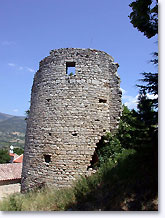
[0, 187, 75, 211]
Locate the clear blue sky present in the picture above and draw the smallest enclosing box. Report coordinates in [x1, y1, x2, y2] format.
[0, 0, 158, 116]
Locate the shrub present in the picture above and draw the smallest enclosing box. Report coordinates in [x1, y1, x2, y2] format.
[0, 148, 10, 164]
[96, 133, 125, 165]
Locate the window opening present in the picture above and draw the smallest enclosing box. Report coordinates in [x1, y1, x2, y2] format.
[72, 132, 77, 136]
[99, 99, 107, 103]
[44, 155, 51, 164]
[66, 62, 76, 76]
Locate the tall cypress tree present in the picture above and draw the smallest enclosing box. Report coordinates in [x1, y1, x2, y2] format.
[129, 0, 158, 109]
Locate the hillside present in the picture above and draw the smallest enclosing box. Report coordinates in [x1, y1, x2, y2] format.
[0, 112, 26, 149]
[0, 115, 26, 133]
[0, 112, 13, 122]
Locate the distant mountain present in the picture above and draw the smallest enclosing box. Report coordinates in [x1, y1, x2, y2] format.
[0, 112, 13, 122]
[0, 112, 26, 149]
[0, 114, 26, 133]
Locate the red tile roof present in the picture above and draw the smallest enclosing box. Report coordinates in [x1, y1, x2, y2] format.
[9, 153, 19, 159]
[0, 163, 22, 181]
[13, 154, 23, 163]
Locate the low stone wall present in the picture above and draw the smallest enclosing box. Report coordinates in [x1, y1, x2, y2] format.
[0, 182, 21, 201]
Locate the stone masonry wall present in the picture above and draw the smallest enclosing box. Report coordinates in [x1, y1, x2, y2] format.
[21, 48, 122, 192]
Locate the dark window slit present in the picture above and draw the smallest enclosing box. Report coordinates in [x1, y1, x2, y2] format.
[99, 99, 107, 103]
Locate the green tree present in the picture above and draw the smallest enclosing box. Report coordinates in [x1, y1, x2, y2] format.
[116, 105, 150, 150]
[13, 147, 24, 155]
[116, 105, 138, 149]
[129, 0, 158, 108]
[129, 0, 158, 39]
[96, 133, 123, 166]
[136, 90, 158, 152]
[96, 106, 139, 165]
[129, 0, 158, 139]
[137, 53, 158, 108]
[137, 90, 157, 127]
[0, 149, 10, 164]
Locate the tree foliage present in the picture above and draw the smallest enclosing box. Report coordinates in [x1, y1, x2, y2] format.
[129, 0, 158, 39]
[137, 53, 158, 108]
[116, 105, 138, 149]
[137, 90, 157, 128]
[96, 1, 158, 166]
[96, 133, 124, 165]
[0, 149, 10, 164]
[96, 101, 157, 166]
[13, 147, 24, 155]
[129, 0, 158, 107]
[138, 72, 158, 95]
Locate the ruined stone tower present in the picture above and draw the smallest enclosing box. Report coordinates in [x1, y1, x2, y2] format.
[21, 48, 122, 192]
